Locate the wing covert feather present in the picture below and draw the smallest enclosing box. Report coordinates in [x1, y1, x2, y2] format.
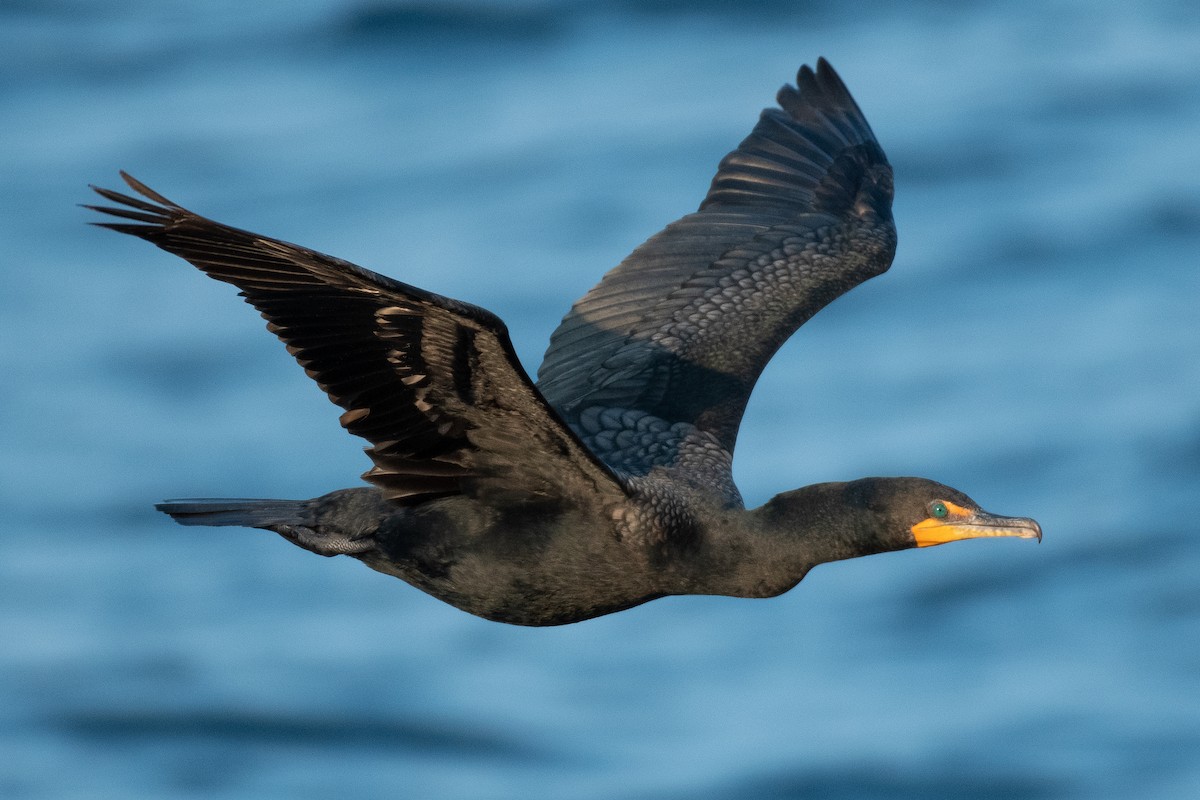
[536, 59, 896, 458]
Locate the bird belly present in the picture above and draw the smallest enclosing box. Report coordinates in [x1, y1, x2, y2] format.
[361, 499, 662, 626]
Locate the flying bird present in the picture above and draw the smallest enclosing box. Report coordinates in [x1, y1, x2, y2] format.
[89, 59, 1040, 626]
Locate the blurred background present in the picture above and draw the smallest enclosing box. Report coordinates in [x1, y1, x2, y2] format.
[2, 1, 1199, 797]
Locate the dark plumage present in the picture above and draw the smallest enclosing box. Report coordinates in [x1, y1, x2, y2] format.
[89, 59, 1040, 626]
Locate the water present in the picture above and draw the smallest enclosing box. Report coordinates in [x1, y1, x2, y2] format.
[3, 1, 1199, 797]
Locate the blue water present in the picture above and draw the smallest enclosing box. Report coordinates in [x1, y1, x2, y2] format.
[3, 1, 1199, 797]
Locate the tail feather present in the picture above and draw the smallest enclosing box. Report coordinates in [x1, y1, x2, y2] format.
[156, 498, 307, 530]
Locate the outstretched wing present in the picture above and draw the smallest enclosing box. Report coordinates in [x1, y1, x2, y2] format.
[537, 59, 895, 462]
[89, 174, 626, 507]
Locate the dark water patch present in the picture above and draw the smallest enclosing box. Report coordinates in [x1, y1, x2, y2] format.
[0, 0, 109, 19]
[7, 483, 264, 531]
[1066, 527, 1200, 572]
[971, 208, 1168, 278]
[1143, 417, 1200, 482]
[105, 343, 273, 403]
[613, 0, 842, 22]
[88, 498, 179, 530]
[0, 5, 311, 90]
[1147, 585, 1200, 620]
[1034, 75, 1190, 122]
[330, 0, 873, 45]
[987, 229, 1084, 270]
[611, 0, 1001, 26]
[336, 1, 568, 45]
[890, 138, 1022, 186]
[959, 441, 1075, 491]
[55, 708, 546, 760]
[16, 498, 169, 530]
[1145, 192, 1200, 239]
[903, 528, 1200, 614]
[699, 762, 1063, 800]
[901, 552, 1046, 614]
[1000, 711, 1200, 793]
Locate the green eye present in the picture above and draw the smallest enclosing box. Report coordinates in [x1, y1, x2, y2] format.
[931, 502, 948, 519]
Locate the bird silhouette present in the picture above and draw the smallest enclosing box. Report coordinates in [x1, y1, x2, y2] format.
[89, 59, 1040, 626]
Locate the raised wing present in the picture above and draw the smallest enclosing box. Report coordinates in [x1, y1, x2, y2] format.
[537, 59, 896, 462]
[89, 174, 626, 508]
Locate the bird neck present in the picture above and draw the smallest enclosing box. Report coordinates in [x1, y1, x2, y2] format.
[683, 482, 888, 599]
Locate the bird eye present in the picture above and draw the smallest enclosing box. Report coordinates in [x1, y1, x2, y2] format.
[930, 501, 949, 519]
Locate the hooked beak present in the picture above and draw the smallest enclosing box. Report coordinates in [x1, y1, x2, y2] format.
[912, 506, 1042, 548]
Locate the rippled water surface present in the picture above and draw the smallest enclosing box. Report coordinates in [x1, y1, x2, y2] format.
[3, 1, 1199, 798]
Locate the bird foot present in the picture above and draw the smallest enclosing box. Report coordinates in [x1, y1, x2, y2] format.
[275, 524, 375, 557]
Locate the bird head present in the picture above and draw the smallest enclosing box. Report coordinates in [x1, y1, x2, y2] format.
[840, 476, 1042, 553]
[756, 477, 1041, 565]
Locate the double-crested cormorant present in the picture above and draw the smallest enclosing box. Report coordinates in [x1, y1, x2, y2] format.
[89, 59, 1040, 626]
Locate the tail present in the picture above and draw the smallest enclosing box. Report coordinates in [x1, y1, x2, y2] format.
[156, 498, 307, 530]
[155, 490, 382, 557]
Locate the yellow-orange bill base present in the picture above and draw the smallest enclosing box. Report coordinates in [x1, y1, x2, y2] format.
[911, 503, 1042, 548]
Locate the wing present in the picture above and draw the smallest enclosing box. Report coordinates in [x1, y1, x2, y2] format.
[537, 59, 896, 462]
[88, 173, 626, 508]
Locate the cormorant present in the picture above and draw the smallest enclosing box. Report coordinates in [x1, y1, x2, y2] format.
[89, 59, 1040, 626]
